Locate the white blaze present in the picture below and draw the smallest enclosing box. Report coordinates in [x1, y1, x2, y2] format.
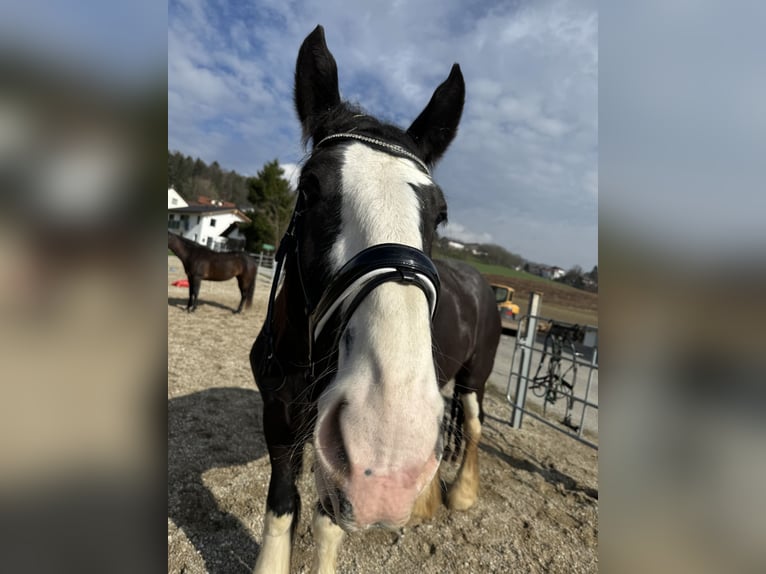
[331, 143, 432, 269]
[316, 141, 442, 486]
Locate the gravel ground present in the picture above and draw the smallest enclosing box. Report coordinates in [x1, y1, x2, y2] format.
[168, 256, 598, 573]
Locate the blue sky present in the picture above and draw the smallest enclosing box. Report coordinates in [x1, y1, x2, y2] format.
[168, 0, 598, 270]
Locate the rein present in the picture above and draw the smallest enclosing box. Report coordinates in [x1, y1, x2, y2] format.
[261, 133, 439, 387]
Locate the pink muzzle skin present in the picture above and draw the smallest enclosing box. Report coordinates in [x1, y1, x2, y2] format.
[315, 452, 441, 531]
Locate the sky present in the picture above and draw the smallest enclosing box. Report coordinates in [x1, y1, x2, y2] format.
[600, 2, 766, 265]
[168, 0, 598, 270]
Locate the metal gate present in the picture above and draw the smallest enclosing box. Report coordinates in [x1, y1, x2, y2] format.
[506, 292, 599, 449]
[253, 251, 276, 283]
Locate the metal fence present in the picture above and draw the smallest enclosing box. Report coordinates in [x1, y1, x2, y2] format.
[253, 251, 276, 283]
[208, 236, 246, 252]
[506, 292, 599, 449]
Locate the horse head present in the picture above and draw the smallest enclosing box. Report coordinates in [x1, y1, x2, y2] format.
[291, 25, 464, 530]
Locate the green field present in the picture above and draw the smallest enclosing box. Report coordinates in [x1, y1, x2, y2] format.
[520, 300, 598, 327]
[459, 261, 551, 283]
[435, 253, 599, 327]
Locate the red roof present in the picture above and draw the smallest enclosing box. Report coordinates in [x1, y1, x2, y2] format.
[193, 196, 237, 208]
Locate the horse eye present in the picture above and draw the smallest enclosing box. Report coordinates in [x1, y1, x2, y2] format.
[299, 173, 321, 205]
[300, 173, 318, 193]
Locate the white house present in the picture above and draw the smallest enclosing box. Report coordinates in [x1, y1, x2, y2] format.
[550, 266, 566, 280]
[168, 187, 187, 209]
[168, 197, 251, 251]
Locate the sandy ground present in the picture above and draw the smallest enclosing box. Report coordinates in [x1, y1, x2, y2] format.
[168, 255, 598, 573]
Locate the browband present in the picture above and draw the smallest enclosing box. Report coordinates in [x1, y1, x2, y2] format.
[315, 132, 430, 175]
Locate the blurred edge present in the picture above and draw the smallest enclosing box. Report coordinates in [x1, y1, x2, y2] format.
[0, 3, 166, 572]
[601, 227, 766, 574]
[601, 2, 766, 574]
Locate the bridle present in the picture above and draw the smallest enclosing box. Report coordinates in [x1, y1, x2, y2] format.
[262, 133, 441, 386]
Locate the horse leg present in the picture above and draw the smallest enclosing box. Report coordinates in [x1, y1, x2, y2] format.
[185, 275, 194, 311]
[244, 271, 256, 310]
[310, 503, 345, 574]
[188, 275, 202, 312]
[409, 469, 443, 523]
[450, 392, 465, 462]
[447, 391, 482, 511]
[234, 274, 246, 314]
[254, 403, 304, 574]
[443, 387, 458, 461]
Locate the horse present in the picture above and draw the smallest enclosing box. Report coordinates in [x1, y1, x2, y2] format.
[431, 258, 502, 509]
[167, 231, 258, 313]
[249, 25, 498, 574]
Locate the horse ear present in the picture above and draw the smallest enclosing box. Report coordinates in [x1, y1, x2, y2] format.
[407, 64, 465, 166]
[294, 25, 341, 142]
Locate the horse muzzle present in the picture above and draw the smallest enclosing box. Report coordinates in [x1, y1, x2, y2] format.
[315, 452, 441, 531]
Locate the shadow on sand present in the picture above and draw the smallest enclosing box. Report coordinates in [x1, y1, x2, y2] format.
[481, 413, 598, 501]
[167, 296, 238, 313]
[168, 387, 267, 573]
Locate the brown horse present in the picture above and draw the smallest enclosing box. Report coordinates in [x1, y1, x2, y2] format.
[168, 231, 258, 313]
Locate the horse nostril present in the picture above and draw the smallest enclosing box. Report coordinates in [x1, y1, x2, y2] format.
[319, 496, 334, 517]
[317, 399, 350, 475]
[337, 490, 354, 522]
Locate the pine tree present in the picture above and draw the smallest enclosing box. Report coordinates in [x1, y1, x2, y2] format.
[243, 160, 296, 251]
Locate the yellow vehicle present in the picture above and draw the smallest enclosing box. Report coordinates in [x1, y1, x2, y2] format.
[490, 282, 520, 324]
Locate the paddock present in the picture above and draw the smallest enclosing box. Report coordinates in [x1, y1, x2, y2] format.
[167, 255, 598, 573]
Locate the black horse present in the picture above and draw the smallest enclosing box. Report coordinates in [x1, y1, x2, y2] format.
[430, 258, 502, 511]
[249, 26, 499, 574]
[167, 231, 258, 313]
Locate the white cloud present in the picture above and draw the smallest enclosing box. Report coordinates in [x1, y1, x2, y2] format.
[441, 221, 493, 245]
[168, 0, 598, 269]
[280, 163, 301, 191]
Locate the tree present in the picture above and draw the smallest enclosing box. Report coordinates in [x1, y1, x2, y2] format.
[478, 243, 524, 268]
[208, 161, 223, 198]
[558, 265, 586, 289]
[192, 157, 206, 178]
[185, 177, 219, 200]
[243, 160, 295, 251]
[168, 150, 177, 189]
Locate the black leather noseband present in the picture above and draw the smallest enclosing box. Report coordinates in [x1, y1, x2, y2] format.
[308, 243, 440, 373]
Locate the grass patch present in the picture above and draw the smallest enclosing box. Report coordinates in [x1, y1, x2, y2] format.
[512, 299, 598, 327]
[434, 254, 598, 327]
[537, 302, 598, 327]
[461, 261, 549, 283]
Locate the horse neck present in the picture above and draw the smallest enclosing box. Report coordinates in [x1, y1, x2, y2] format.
[273, 261, 310, 355]
[287, 258, 312, 322]
[169, 236, 193, 262]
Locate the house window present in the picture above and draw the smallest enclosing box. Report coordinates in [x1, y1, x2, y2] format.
[171, 198, 178, 205]
[210, 218, 216, 227]
[196, 216, 201, 224]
